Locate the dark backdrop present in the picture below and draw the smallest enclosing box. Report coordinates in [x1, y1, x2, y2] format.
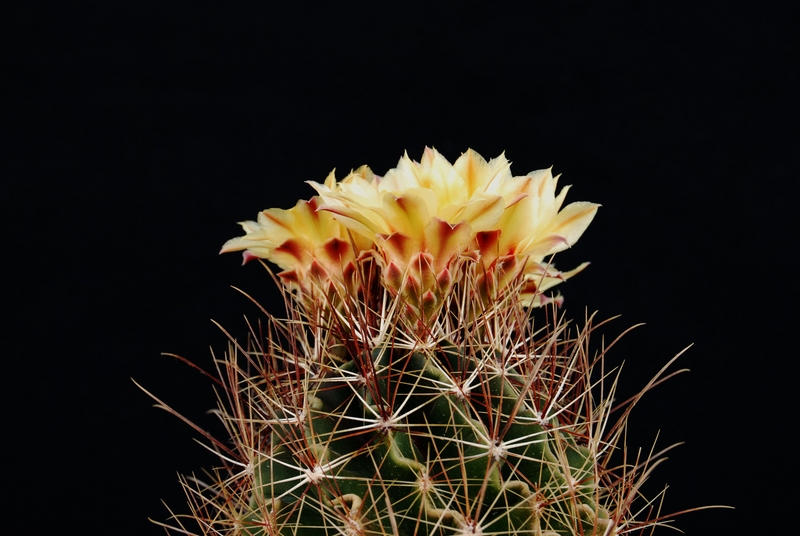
[6, 2, 797, 534]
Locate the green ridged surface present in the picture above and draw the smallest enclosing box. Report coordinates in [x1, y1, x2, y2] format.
[241, 343, 610, 536]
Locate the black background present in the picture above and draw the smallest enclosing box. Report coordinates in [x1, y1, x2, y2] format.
[6, 2, 797, 534]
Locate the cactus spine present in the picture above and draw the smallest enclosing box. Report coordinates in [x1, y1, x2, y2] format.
[154, 265, 669, 536]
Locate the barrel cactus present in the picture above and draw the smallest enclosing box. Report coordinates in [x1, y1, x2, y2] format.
[151, 148, 681, 535]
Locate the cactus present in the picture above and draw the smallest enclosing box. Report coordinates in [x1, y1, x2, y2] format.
[148, 148, 685, 535]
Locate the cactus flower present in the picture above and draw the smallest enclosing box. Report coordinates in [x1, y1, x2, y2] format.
[311, 148, 598, 310]
[222, 148, 598, 314]
[219, 183, 372, 303]
[474, 166, 599, 305]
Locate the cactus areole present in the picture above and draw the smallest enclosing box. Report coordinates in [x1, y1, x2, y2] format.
[153, 149, 683, 535]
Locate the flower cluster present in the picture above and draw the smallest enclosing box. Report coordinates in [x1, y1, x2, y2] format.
[221, 148, 598, 320]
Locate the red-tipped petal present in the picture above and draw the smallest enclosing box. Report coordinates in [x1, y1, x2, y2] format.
[320, 237, 352, 264]
[242, 250, 259, 265]
[475, 230, 501, 259]
[384, 261, 404, 292]
[274, 239, 310, 264]
[436, 268, 452, 293]
[278, 269, 300, 284]
[378, 232, 416, 266]
[308, 259, 329, 281]
[423, 218, 471, 273]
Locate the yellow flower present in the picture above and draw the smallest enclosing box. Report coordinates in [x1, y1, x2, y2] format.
[219, 180, 372, 301]
[222, 148, 598, 316]
[310, 149, 512, 318]
[474, 167, 599, 305]
[310, 148, 509, 237]
[311, 148, 598, 309]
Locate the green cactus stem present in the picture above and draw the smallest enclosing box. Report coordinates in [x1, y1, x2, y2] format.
[241, 327, 614, 536]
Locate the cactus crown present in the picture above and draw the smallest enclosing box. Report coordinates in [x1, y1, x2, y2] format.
[150, 149, 689, 535]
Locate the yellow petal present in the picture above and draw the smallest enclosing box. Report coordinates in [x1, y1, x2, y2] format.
[548, 201, 599, 247]
[422, 218, 472, 273]
[381, 191, 432, 242]
[519, 201, 599, 256]
[452, 148, 510, 196]
[377, 232, 416, 267]
[442, 193, 504, 232]
[317, 203, 387, 238]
